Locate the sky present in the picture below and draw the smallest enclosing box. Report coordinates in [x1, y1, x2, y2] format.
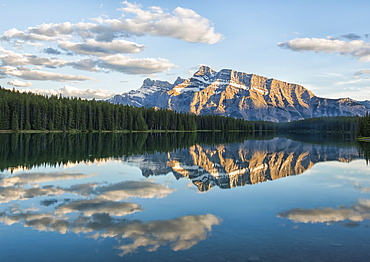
[1, 0, 370, 100]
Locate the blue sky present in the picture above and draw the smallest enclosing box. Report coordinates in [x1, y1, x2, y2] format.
[1, 0, 370, 100]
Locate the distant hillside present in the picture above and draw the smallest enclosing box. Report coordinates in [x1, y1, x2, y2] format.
[109, 66, 369, 122]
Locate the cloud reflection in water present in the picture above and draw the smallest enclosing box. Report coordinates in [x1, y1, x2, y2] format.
[278, 199, 370, 224]
[0, 171, 219, 255]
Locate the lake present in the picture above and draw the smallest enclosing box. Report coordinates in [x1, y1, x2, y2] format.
[0, 132, 369, 262]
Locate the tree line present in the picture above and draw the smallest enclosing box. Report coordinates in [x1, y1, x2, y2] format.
[1, 86, 367, 134]
[276, 116, 359, 134]
[357, 112, 370, 137]
[0, 87, 275, 132]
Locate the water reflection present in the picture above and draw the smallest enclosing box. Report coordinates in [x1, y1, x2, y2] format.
[0, 132, 260, 172]
[0, 204, 220, 255]
[97, 214, 220, 255]
[278, 177, 370, 227]
[0, 167, 219, 255]
[127, 138, 361, 191]
[0, 171, 96, 187]
[278, 199, 370, 225]
[0, 132, 368, 260]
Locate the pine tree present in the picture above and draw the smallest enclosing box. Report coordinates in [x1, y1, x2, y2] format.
[11, 111, 19, 131]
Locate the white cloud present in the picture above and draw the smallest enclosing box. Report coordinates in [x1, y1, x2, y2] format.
[98, 54, 176, 74]
[29, 22, 74, 37]
[107, 1, 224, 44]
[278, 37, 370, 62]
[1, 2, 222, 45]
[0, 22, 74, 43]
[0, 1, 225, 88]
[0, 47, 67, 67]
[66, 59, 100, 72]
[1, 66, 97, 82]
[8, 79, 32, 87]
[1, 27, 70, 42]
[20, 85, 113, 99]
[58, 39, 145, 56]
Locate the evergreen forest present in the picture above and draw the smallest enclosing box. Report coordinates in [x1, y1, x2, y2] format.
[357, 113, 370, 138]
[276, 116, 359, 134]
[0, 87, 275, 132]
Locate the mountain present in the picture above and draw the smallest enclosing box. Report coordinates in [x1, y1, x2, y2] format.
[109, 66, 369, 122]
[123, 138, 361, 192]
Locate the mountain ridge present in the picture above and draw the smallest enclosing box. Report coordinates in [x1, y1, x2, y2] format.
[109, 66, 369, 122]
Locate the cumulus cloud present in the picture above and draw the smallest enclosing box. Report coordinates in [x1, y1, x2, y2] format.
[1, 22, 74, 43]
[55, 199, 143, 217]
[1, 28, 57, 42]
[0, 66, 97, 82]
[102, 1, 224, 44]
[59, 39, 145, 56]
[21, 85, 113, 99]
[65, 58, 100, 72]
[278, 199, 370, 224]
[98, 54, 176, 74]
[0, 45, 173, 76]
[0, 47, 67, 67]
[278, 37, 370, 62]
[0, 1, 223, 79]
[94, 181, 176, 201]
[7, 79, 32, 87]
[1, 2, 222, 45]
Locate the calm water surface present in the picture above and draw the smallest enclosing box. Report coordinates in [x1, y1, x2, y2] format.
[0, 132, 369, 262]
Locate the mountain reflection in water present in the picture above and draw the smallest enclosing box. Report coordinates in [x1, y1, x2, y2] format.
[0, 133, 362, 192]
[127, 137, 361, 191]
[0, 132, 367, 260]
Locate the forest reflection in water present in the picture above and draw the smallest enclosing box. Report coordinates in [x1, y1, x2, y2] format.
[0, 132, 369, 261]
[0, 131, 360, 172]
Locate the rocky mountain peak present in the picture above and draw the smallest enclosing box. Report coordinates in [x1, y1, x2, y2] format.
[141, 78, 172, 88]
[194, 65, 216, 77]
[174, 76, 186, 86]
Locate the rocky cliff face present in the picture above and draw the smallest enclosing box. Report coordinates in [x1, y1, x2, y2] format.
[109, 66, 369, 122]
[123, 138, 360, 192]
